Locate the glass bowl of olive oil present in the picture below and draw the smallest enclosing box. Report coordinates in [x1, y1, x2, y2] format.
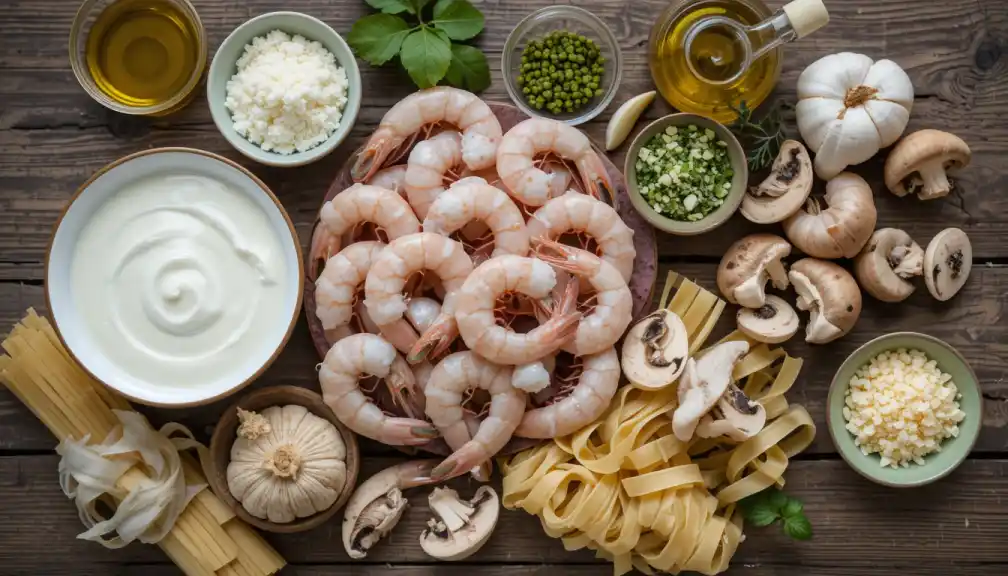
[70, 0, 207, 116]
[648, 0, 781, 123]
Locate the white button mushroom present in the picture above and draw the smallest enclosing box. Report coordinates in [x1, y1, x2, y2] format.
[716, 234, 792, 309]
[621, 310, 690, 390]
[695, 385, 768, 442]
[342, 461, 437, 559]
[419, 486, 499, 561]
[884, 130, 972, 200]
[672, 340, 750, 442]
[788, 258, 863, 345]
[736, 295, 800, 344]
[924, 228, 973, 301]
[740, 140, 814, 224]
[782, 172, 877, 259]
[853, 228, 924, 302]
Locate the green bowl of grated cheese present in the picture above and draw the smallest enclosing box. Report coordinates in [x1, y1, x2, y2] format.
[624, 113, 747, 236]
[827, 332, 983, 488]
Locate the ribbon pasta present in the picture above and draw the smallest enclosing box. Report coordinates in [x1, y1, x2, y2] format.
[501, 272, 816, 575]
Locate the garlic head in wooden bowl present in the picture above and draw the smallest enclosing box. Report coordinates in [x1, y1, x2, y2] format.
[208, 385, 360, 533]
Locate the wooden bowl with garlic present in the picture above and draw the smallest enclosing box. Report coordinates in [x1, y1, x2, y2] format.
[207, 385, 360, 533]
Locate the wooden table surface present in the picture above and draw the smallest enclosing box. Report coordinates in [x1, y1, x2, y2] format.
[2, 0, 1007, 574]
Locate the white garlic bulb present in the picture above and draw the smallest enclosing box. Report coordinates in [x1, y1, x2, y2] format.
[227, 405, 347, 524]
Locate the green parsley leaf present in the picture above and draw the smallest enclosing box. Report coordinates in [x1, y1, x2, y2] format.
[432, 0, 485, 41]
[767, 489, 789, 512]
[400, 28, 452, 88]
[782, 498, 803, 519]
[783, 514, 813, 541]
[443, 44, 490, 92]
[347, 14, 413, 66]
[745, 504, 780, 528]
[365, 0, 416, 14]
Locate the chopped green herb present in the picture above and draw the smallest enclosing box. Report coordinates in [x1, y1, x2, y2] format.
[633, 124, 733, 222]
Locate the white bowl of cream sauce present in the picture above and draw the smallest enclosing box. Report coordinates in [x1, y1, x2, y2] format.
[46, 148, 303, 406]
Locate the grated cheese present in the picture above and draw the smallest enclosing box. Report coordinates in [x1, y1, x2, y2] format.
[225, 30, 349, 155]
[843, 348, 966, 468]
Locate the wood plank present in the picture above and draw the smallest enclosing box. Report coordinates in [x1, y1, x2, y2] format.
[2, 455, 1008, 569]
[1, 1, 1008, 273]
[0, 262, 1004, 453]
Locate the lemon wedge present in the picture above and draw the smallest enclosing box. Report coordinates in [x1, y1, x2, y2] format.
[605, 91, 657, 151]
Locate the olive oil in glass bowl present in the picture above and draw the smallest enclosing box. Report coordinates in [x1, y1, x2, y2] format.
[70, 0, 207, 116]
[648, 0, 781, 123]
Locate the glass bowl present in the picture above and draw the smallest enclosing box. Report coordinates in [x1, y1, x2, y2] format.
[502, 5, 622, 126]
[69, 0, 208, 116]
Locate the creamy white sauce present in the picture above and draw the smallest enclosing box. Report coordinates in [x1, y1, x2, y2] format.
[71, 173, 288, 389]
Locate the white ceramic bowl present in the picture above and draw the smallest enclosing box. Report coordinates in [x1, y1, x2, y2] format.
[207, 11, 362, 167]
[45, 148, 304, 406]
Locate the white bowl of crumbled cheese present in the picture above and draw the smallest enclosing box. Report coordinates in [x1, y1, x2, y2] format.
[208, 12, 361, 167]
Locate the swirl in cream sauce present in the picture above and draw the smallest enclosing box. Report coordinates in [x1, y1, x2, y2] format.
[71, 174, 288, 389]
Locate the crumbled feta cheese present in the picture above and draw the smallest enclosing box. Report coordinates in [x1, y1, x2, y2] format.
[225, 30, 349, 155]
[842, 348, 966, 469]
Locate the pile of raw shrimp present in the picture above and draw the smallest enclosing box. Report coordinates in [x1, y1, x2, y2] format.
[310, 86, 638, 482]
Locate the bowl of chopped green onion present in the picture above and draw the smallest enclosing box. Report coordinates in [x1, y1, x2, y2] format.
[624, 114, 748, 235]
[502, 6, 622, 126]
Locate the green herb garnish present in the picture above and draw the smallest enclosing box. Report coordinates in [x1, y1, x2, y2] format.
[728, 100, 787, 172]
[633, 124, 734, 222]
[348, 0, 490, 92]
[516, 30, 606, 115]
[739, 488, 812, 541]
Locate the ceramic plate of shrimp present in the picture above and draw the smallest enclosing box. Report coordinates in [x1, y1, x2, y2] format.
[304, 87, 657, 477]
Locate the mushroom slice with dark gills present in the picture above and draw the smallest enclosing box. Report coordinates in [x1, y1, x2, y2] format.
[741, 140, 814, 224]
[621, 310, 690, 390]
[736, 295, 800, 344]
[924, 227, 972, 301]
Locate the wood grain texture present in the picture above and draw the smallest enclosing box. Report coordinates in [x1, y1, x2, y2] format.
[2, 455, 1008, 570]
[0, 262, 1004, 453]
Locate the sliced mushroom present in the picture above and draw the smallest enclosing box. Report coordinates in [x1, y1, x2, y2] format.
[740, 140, 814, 224]
[924, 227, 972, 301]
[672, 340, 750, 442]
[696, 385, 767, 441]
[788, 258, 862, 345]
[716, 234, 792, 308]
[853, 228, 924, 302]
[342, 460, 436, 559]
[621, 310, 690, 390]
[736, 295, 800, 344]
[885, 130, 972, 200]
[782, 172, 877, 259]
[419, 486, 499, 561]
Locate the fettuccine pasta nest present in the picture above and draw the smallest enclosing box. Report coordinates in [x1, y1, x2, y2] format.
[500, 272, 816, 575]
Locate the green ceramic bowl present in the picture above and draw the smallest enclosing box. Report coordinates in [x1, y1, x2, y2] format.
[623, 113, 747, 236]
[207, 12, 361, 167]
[827, 332, 982, 488]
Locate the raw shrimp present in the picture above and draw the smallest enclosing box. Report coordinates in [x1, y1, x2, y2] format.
[515, 347, 620, 439]
[315, 241, 385, 344]
[496, 118, 614, 207]
[368, 165, 408, 199]
[364, 232, 473, 357]
[527, 191, 636, 283]
[404, 131, 464, 218]
[423, 177, 530, 262]
[453, 254, 582, 365]
[405, 296, 442, 335]
[319, 333, 437, 446]
[532, 237, 632, 356]
[426, 352, 525, 481]
[310, 184, 420, 280]
[352, 87, 503, 181]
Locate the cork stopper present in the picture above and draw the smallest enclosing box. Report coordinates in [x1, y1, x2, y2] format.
[782, 0, 830, 39]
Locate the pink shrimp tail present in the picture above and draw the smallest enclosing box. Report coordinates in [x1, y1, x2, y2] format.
[308, 224, 342, 281]
[407, 314, 458, 364]
[352, 144, 383, 182]
[377, 418, 440, 447]
[431, 440, 490, 481]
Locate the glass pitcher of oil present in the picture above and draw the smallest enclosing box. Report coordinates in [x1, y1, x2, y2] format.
[649, 0, 829, 123]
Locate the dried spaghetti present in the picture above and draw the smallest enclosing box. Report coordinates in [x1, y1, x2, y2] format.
[501, 272, 816, 575]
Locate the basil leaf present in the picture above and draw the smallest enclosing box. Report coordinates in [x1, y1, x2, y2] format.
[744, 504, 780, 528]
[783, 515, 813, 541]
[347, 14, 412, 66]
[365, 0, 415, 14]
[782, 498, 804, 519]
[768, 489, 789, 512]
[443, 44, 491, 92]
[432, 0, 485, 41]
[400, 28, 452, 89]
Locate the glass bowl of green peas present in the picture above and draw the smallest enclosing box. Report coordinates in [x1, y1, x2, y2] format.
[502, 5, 623, 126]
